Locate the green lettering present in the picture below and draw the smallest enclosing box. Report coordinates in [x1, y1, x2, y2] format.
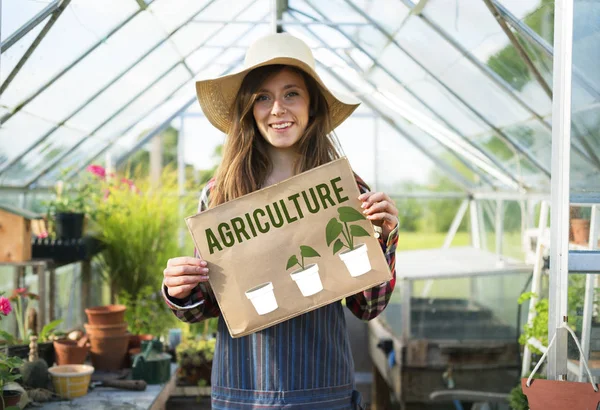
[231, 217, 251, 243]
[316, 183, 335, 209]
[302, 188, 321, 214]
[253, 209, 269, 233]
[279, 199, 298, 223]
[218, 223, 235, 247]
[206, 229, 223, 255]
[330, 177, 349, 203]
[288, 193, 305, 219]
[244, 212, 258, 237]
[265, 202, 284, 228]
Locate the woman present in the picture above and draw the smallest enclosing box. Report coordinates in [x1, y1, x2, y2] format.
[162, 33, 399, 409]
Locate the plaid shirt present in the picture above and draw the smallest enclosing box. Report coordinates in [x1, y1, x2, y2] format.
[163, 175, 398, 409]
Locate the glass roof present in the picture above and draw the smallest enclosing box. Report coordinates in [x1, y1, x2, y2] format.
[0, 0, 598, 198]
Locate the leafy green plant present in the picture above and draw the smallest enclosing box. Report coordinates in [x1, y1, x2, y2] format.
[176, 337, 216, 386]
[326, 206, 370, 254]
[121, 286, 176, 338]
[92, 169, 181, 300]
[518, 292, 548, 354]
[38, 319, 64, 343]
[286, 246, 320, 271]
[0, 349, 24, 408]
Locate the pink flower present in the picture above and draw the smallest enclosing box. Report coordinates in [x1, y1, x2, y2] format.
[87, 164, 106, 179]
[37, 231, 49, 239]
[0, 296, 12, 316]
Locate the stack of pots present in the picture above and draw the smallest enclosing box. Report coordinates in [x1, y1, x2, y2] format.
[84, 305, 129, 371]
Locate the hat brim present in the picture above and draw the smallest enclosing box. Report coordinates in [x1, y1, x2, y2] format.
[195, 57, 360, 134]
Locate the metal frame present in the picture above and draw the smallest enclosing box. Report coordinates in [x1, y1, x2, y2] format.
[10, 5, 262, 187]
[548, 0, 574, 380]
[492, 0, 600, 102]
[0, 0, 61, 53]
[288, 10, 507, 190]
[338, 0, 552, 179]
[482, 0, 553, 99]
[0, 0, 71, 96]
[317, 62, 473, 191]
[0, 1, 157, 125]
[568, 251, 600, 274]
[191, 19, 370, 26]
[0, 0, 223, 177]
[398, 0, 600, 172]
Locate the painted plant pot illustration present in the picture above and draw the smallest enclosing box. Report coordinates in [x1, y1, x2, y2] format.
[287, 245, 323, 297]
[326, 206, 372, 277]
[245, 282, 278, 315]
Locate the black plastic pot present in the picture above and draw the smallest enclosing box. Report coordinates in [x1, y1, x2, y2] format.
[54, 212, 84, 239]
[7, 342, 55, 366]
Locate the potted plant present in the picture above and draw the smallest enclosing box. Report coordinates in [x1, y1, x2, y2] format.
[0, 350, 24, 410]
[287, 245, 323, 297]
[176, 337, 216, 388]
[326, 206, 372, 277]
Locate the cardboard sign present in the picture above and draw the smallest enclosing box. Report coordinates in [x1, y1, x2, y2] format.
[185, 158, 392, 338]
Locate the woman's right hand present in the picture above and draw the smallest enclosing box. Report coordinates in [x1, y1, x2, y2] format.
[163, 257, 210, 299]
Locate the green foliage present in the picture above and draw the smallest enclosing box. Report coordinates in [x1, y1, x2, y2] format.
[518, 292, 548, 354]
[38, 319, 63, 343]
[46, 168, 100, 217]
[326, 207, 369, 252]
[286, 245, 321, 271]
[120, 286, 177, 338]
[0, 350, 24, 391]
[92, 169, 181, 299]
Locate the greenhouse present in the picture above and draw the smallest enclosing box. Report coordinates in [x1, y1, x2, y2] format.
[0, 0, 598, 409]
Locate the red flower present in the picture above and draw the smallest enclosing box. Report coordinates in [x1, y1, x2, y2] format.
[87, 164, 106, 179]
[9, 287, 39, 301]
[0, 296, 12, 316]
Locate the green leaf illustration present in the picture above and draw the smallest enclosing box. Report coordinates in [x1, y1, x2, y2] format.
[286, 255, 299, 270]
[350, 225, 370, 238]
[333, 239, 344, 255]
[326, 217, 343, 246]
[300, 245, 320, 258]
[338, 206, 366, 223]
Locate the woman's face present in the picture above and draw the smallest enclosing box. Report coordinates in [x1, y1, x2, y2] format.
[252, 68, 310, 150]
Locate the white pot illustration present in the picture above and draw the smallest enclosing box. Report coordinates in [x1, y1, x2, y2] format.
[245, 282, 278, 315]
[290, 263, 323, 297]
[339, 243, 372, 277]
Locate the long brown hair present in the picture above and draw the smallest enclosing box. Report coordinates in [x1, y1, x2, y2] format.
[209, 65, 342, 207]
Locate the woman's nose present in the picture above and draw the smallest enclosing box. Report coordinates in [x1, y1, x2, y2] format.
[271, 100, 286, 116]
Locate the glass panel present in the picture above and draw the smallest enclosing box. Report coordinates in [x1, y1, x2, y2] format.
[1, 0, 138, 106]
[66, 41, 182, 133]
[146, 0, 213, 32]
[186, 0, 262, 21]
[94, 64, 191, 139]
[0, 112, 56, 168]
[499, 0, 555, 44]
[169, 22, 224, 56]
[0, 126, 85, 186]
[0, 16, 49, 86]
[572, 0, 600, 99]
[205, 23, 259, 46]
[1, 0, 49, 39]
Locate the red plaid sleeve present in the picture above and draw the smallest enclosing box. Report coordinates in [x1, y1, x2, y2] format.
[345, 175, 398, 321]
[162, 178, 222, 323]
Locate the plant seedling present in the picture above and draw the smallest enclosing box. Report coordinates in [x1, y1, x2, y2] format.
[286, 246, 321, 271]
[326, 206, 370, 254]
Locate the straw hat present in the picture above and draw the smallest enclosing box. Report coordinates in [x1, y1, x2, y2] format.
[195, 33, 360, 134]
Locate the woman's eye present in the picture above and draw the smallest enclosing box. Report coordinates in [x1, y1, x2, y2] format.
[256, 95, 269, 102]
[286, 91, 299, 98]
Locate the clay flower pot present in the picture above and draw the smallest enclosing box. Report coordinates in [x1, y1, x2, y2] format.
[53, 339, 89, 365]
[84, 323, 127, 337]
[521, 378, 600, 409]
[0, 390, 22, 410]
[85, 304, 126, 325]
[571, 218, 591, 245]
[89, 334, 129, 371]
[129, 334, 154, 350]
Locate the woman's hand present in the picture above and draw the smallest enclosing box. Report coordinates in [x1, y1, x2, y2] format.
[163, 257, 209, 299]
[358, 192, 399, 241]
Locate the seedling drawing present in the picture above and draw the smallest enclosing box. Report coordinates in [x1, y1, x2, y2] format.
[326, 206, 370, 254]
[286, 245, 321, 271]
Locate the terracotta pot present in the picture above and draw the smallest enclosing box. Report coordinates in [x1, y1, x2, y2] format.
[53, 339, 89, 365]
[89, 334, 129, 371]
[521, 378, 600, 409]
[571, 218, 591, 245]
[0, 390, 22, 409]
[85, 304, 126, 325]
[128, 334, 154, 350]
[84, 323, 127, 337]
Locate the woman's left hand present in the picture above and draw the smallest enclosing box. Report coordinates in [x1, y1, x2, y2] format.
[358, 192, 399, 241]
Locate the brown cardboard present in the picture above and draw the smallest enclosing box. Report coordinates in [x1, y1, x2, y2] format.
[185, 158, 392, 338]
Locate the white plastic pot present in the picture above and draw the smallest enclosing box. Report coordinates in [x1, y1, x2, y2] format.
[245, 282, 278, 315]
[339, 243, 371, 277]
[290, 264, 323, 297]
